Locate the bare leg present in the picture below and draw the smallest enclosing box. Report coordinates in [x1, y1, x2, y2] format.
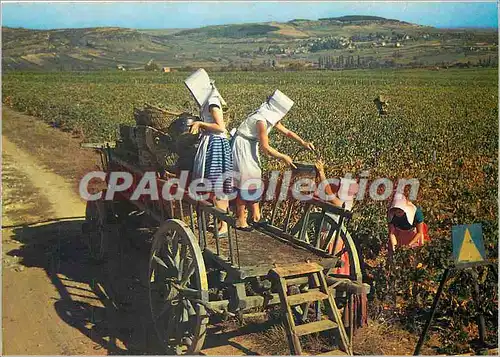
[389, 233, 397, 250]
[214, 199, 229, 233]
[235, 197, 249, 228]
[388, 232, 397, 260]
[249, 202, 261, 223]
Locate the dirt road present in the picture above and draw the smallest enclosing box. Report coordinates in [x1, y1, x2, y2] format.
[2, 107, 434, 356]
[1, 108, 269, 355]
[2, 135, 110, 354]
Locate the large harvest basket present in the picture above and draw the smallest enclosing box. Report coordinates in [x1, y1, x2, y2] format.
[134, 103, 183, 132]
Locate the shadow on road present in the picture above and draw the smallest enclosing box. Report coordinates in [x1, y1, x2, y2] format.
[7, 219, 160, 354]
[6, 219, 264, 355]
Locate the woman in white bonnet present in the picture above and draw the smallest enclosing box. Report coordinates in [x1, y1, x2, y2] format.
[231, 89, 315, 230]
[185, 69, 233, 236]
[387, 193, 430, 256]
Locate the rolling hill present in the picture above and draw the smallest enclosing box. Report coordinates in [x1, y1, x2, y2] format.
[2, 16, 497, 71]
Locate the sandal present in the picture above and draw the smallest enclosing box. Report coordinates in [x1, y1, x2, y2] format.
[215, 230, 228, 238]
[251, 218, 268, 227]
[236, 226, 254, 232]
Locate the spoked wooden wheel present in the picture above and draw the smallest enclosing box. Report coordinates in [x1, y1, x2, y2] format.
[292, 212, 362, 282]
[84, 198, 116, 260]
[148, 219, 209, 355]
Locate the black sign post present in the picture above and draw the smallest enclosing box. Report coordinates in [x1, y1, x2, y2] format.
[413, 224, 495, 356]
[413, 268, 452, 355]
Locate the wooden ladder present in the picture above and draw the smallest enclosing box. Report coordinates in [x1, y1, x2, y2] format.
[269, 262, 353, 356]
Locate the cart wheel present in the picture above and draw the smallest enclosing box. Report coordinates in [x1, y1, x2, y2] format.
[292, 212, 363, 282]
[148, 219, 209, 355]
[84, 198, 116, 261]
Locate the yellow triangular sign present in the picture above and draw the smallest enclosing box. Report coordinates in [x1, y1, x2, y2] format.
[457, 228, 483, 263]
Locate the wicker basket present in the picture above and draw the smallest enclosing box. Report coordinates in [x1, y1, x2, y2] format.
[134, 103, 183, 132]
[127, 105, 202, 171]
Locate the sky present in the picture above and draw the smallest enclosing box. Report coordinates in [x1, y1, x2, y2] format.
[1, 2, 498, 30]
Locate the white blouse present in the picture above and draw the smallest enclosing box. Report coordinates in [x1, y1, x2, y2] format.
[237, 112, 273, 140]
[200, 96, 226, 138]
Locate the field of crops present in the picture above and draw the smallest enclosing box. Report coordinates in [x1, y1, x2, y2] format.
[2, 68, 498, 352]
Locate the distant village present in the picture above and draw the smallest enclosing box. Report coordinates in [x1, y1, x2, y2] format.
[252, 30, 496, 57]
[114, 30, 497, 73]
[116, 59, 173, 72]
[255, 32, 414, 57]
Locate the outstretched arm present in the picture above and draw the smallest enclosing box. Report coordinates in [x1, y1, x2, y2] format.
[388, 223, 397, 257]
[257, 121, 296, 168]
[190, 106, 225, 134]
[409, 222, 424, 247]
[274, 121, 315, 151]
[315, 160, 343, 207]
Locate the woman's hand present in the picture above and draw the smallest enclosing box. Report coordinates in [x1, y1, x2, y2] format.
[282, 154, 297, 169]
[189, 121, 202, 135]
[315, 159, 325, 173]
[409, 222, 425, 247]
[409, 233, 424, 248]
[303, 141, 316, 152]
[275, 122, 315, 152]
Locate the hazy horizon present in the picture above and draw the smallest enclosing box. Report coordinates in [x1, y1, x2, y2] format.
[2, 2, 498, 30]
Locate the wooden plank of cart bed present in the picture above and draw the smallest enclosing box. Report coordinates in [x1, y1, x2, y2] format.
[203, 248, 247, 281]
[203, 247, 338, 282]
[258, 224, 335, 258]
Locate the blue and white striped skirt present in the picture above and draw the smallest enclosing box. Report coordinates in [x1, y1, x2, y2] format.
[193, 134, 234, 194]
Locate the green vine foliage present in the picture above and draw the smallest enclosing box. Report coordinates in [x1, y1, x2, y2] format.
[369, 232, 497, 354]
[3, 69, 498, 352]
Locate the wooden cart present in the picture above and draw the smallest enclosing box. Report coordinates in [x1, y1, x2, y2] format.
[82, 142, 369, 356]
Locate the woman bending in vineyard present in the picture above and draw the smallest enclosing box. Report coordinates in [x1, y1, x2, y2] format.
[387, 193, 430, 257]
[185, 69, 233, 237]
[313, 160, 359, 273]
[231, 89, 315, 231]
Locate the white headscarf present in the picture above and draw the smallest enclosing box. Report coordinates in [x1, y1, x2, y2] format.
[253, 89, 294, 126]
[184, 68, 226, 108]
[388, 193, 417, 225]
